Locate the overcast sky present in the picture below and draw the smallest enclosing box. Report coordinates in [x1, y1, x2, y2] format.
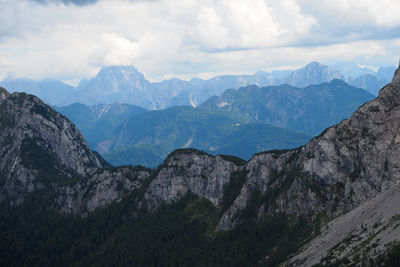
[0, 0, 399, 84]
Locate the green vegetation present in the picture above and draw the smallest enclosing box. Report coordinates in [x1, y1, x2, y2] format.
[55, 103, 147, 147]
[0, 188, 317, 267]
[201, 80, 374, 136]
[20, 137, 81, 185]
[101, 106, 311, 167]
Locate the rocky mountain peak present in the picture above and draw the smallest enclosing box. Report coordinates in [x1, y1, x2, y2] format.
[96, 65, 148, 84]
[0, 90, 105, 202]
[283, 61, 343, 87]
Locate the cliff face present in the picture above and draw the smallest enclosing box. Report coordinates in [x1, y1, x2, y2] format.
[141, 151, 240, 212]
[57, 166, 151, 214]
[0, 91, 104, 203]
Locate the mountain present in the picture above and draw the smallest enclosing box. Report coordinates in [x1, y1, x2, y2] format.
[331, 61, 374, 79]
[55, 102, 147, 147]
[75, 66, 152, 107]
[1, 64, 400, 266]
[0, 77, 75, 106]
[97, 106, 311, 167]
[349, 73, 388, 96]
[0, 88, 105, 203]
[283, 61, 343, 87]
[202, 79, 375, 136]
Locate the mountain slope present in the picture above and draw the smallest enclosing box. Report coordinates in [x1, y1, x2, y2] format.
[0, 88, 105, 203]
[98, 106, 311, 167]
[55, 102, 147, 147]
[202, 79, 374, 135]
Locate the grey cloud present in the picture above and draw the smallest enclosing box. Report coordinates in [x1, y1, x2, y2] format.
[29, 0, 99, 6]
[28, 0, 156, 6]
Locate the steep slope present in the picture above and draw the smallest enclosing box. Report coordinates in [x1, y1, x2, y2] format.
[0, 88, 105, 203]
[201, 79, 374, 135]
[287, 184, 400, 266]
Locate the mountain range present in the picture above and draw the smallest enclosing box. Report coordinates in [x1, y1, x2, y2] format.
[55, 79, 374, 167]
[1, 64, 400, 266]
[1, 61, 396, 109]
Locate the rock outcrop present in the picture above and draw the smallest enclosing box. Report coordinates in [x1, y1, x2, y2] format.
[141, 151, 240, 211]
[57, 166, 151, 214]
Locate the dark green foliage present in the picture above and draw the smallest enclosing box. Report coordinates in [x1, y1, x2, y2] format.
[31, 103, 55, 121]
[20, 137, 80, 185]
[0, 187, 316, 267]
[218, 154, 246, 165]
[0, 100, 15, 127]
[378, 242, 400, 266]
[0, 112, 15, 127]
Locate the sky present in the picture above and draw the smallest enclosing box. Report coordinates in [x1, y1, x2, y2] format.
[0, 0, 400, 84]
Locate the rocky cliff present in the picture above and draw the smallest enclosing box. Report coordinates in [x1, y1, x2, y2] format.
[0, 90, 105, 203]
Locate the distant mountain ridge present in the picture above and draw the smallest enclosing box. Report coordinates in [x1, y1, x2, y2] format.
[1, 61, 395, 109]
[56, 79, 374, 167]
[201, 79, 375, 135]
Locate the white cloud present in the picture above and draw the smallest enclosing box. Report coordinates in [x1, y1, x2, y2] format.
[0, 0, 399, 82]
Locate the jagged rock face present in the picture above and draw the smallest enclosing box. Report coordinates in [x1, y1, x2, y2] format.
[0, 90, 104, 202]
[218, 65, 400, 230]
[283, 61, 343, 88]
[57, 166, 151, 214]
[142, 152, 239, 211]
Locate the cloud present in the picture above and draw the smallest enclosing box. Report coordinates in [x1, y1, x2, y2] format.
[28, 0, 99, 6]
[0, 0, 399, 82]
